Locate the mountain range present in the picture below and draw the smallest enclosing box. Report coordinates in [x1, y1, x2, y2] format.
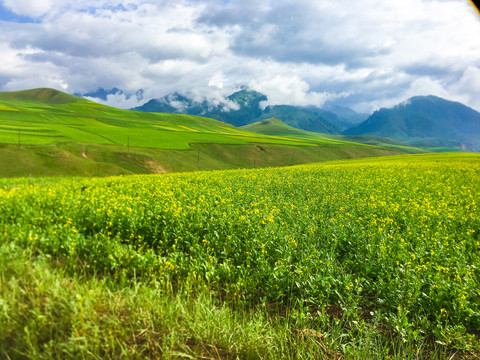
[344, 95, 480, 151]
[131, 89, 367, 133]
[130, 90, 480, 152]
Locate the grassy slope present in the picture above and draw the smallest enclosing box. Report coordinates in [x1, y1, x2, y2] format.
[243, 117, 427, 153]
[0, 89, 408, 177]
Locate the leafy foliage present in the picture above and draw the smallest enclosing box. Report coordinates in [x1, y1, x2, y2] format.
[1, 153, 479, 358]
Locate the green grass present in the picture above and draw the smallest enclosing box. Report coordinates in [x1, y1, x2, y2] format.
[0, 141, 404, 178]
[242, 118, 360, 145]
[0, 88, 89, 105]
[1, 153, 479, 358]
[0, 89, 413, 177]
[243, 118, 427, 154]
[0, 89, 327, 149]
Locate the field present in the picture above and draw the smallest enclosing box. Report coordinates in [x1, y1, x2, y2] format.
[0, 88, 416, 177]
[1, 153, 479, 359]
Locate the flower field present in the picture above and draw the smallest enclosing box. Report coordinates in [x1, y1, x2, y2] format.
[1, 153, 479, 358]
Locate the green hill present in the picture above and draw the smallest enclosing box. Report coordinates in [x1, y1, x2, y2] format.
[243, 118, 426, 153]
[0, 88, 88, 105]
[254, 105, 340, 134]
[242, 117, 314, 136]
[0, 88, 293, 149]
[0, 88, 410, 177]
[242, 117, 343, 143]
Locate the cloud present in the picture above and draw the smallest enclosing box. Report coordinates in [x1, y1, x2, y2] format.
[1, 0, 60, 17]
[0, 0, 480, 113]
[249, 74, 346, 108]
[198, 0, 391, 68]
[450, 66, 480, 111]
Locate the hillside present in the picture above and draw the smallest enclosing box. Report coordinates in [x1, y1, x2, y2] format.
[0, 88, 89, 105]
[206, 90, 267, 127]
[243, 118, 426, 153]
[131, 89, 361, 132]
[0, 88, 407, 177]
[254, 105, 340, 134]
[131, 89, 267, 127]
[345, 95, 480, 151]
[242, 117, 310, 136]
[322, 104, 369, 126]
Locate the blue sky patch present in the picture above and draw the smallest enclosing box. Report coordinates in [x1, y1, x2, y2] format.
[0, 4, 38, 23]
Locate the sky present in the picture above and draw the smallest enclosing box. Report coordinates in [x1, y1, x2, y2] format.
[0, 0, 479, 113]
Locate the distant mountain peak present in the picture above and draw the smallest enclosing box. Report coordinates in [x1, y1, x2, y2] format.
[345, 95, 480, 151]
[227, 89, 267, 104]
[77, 87, 144, 102]
[131, 89, 356, 133]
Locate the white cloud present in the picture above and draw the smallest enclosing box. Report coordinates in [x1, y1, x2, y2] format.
[83, 93, 141, 109]
[249, 74, 346, 108]
[354, 76, 451, 113]
[1, 0, 60, 17]
[450, 66, 480, 111]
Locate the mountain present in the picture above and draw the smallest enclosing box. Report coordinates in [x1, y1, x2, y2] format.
[220, 90, 267, 126]
[132, 90, 348, 133]
[133, 92, 197, 113]
[132, 98, 178, 113]
[77, 88, 145, 102]
[255, 105, 340, 134]
[302, 106, 352, 131]
[322, 104, 369, 127]
[78, 87, 123, 101]
[344, 95, 480, 151]
[132, 89, 267, 127]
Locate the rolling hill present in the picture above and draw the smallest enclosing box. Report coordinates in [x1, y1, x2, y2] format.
[0, 88, 89, 105]
[344, 95, 480, 151]
[242, 118, 426, 153]
[0, 88, 412, 177]
[255, 105, 340, 134]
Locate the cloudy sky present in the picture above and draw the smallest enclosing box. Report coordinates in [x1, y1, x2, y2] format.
[0, 0, 479, 113]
